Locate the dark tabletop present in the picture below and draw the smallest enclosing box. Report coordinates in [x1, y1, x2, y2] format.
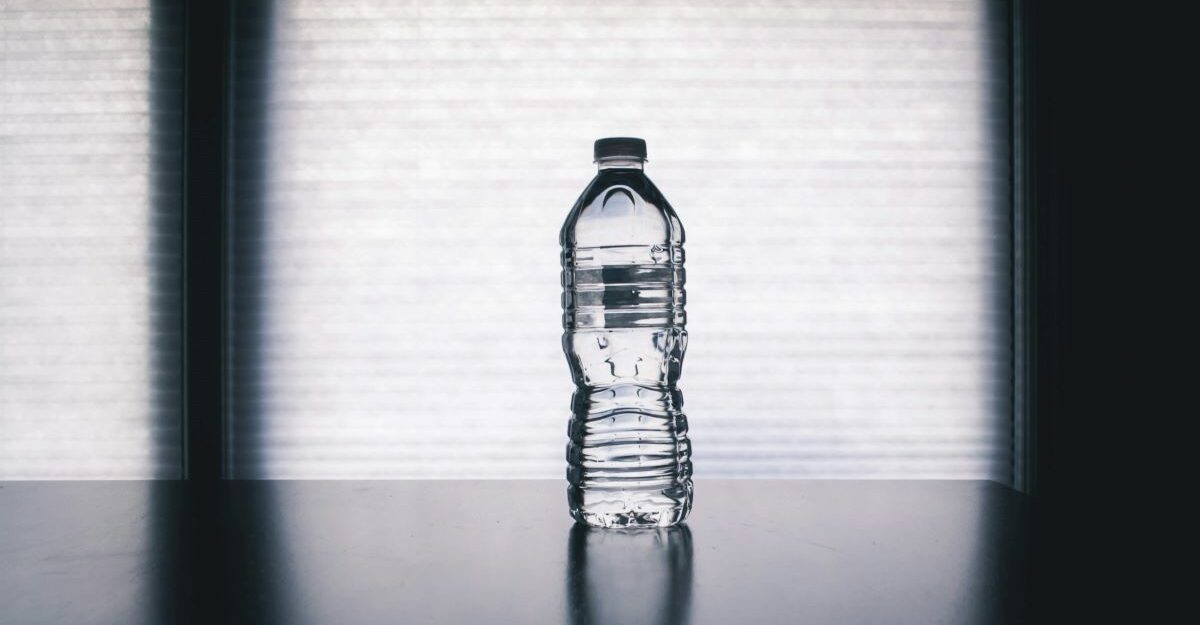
[0, 480, 1030, 625]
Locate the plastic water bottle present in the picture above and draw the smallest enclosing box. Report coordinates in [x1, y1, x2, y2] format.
[561, 137, 692, 528]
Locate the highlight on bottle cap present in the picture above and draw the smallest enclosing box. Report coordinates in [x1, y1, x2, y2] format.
[594, 137, 647, 162]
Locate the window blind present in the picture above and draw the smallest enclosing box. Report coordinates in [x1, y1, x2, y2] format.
[229, 0, 1012, 481]
[0, 0, 183, 478]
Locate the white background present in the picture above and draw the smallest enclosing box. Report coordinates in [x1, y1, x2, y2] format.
[229, 0, 1013, 481]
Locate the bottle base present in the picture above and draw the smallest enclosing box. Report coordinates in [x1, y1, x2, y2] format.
[570, 506, 690, 529]
[568, 482, 693, 528]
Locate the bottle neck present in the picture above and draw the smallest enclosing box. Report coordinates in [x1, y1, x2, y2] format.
[596, 157, 645, 171]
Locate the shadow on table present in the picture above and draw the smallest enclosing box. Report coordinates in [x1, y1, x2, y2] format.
[144, 481, 292, 625]
[566, 524, 694, 625]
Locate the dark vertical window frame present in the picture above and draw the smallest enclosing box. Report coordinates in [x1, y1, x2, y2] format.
[226, 0, 275, 480]
[1011, 0, 1062, 497]
[1011, 0, 1032, 494]
[182, 0, 232, 481]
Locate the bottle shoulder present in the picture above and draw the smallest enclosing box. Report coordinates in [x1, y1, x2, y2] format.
[560, 171, 684, 248]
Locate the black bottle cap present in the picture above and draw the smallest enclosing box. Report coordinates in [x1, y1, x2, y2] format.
[594, 137, 647, 161]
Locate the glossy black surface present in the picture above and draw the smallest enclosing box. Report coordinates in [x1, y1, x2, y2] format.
[0, 481, 1028, 624]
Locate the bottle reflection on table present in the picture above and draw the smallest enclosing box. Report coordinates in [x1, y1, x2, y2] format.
[566, 523, 694, 625]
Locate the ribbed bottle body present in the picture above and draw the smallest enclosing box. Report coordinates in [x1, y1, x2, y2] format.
[561, 166, 691, 528]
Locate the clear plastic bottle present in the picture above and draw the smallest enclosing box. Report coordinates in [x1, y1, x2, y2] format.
[561, 137, 692, 528]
